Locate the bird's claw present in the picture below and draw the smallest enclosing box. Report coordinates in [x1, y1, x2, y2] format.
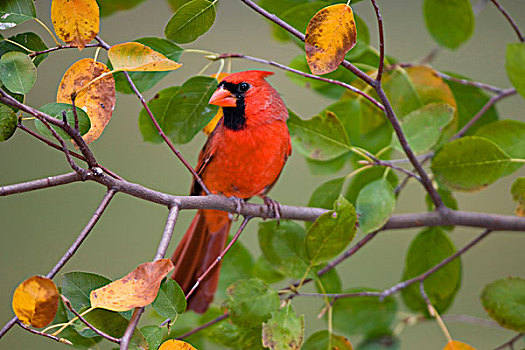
[262, 196, 282, 223]
[228, 196, 245, 221]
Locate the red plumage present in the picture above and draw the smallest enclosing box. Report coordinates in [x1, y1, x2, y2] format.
[171, 71, 291, 313]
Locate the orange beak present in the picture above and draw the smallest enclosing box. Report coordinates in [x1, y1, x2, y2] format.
[209, 88, 237, 107]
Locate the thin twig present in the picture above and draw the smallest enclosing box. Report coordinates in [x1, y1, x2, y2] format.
[119, 308, 144, 350]
[240, 0, 375, 87]
[186, 216, 253, 300]
[28, 43, 103, 57]
[451, 88, 516, 141]
[490, 0, 524, 42]
[216, 53, 384, 111]
[370, 0, 385, 82]
[433, 71, 504, 94]
[93, 36, 211, 195]
[177, 314, 229, 339]
[494, 333, 524, 350]
[17, 124, 121, 179]
[120, 206, 180, 349]
[16, 321, 72, 345]
[60, 296, 120, 343]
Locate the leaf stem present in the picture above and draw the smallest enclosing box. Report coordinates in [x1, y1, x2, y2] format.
[51, 307, 95, 336]
[33, 18, 61, 47]
[2, 39, 34, 53]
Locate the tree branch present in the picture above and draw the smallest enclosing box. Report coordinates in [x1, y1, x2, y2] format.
[370, 0, 385, 82]
[28, 43, 103, 57]
[0, 172, 82, 196]
[216, 53, 384, 111]
[61, 295, 120, 344]
[177, 314, 229, 340]
[490, 0, 524, 42]
[120, 205, 180, 349]
[16, 321, 72, 345]
[493, 332, 524, 350]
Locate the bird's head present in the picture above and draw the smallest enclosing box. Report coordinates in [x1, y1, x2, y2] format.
[208, 70, 286, 131]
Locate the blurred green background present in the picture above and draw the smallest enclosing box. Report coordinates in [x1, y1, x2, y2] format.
[1, 0, 524, 349]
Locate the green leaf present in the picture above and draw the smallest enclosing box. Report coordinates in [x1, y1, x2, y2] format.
[423, 0, 474, 49]
[97, 0, 146, 17]
[333, 287, 397, 337]
[0, 0, 36, 30]
[306, 152, 350, 175]
[0, 51, 36, 94]
[0, 104, 16, 141]
[113, 37, 183, 94]
[35, 102, 91, 140]
[356, 178, 396, 233]
[444, 72, 499, 134]
[288, 109, 351, 161]
[474, 120, 525, 176]
[252, 256, 285, 284]
[356, 335, 400, 350]
[481, 277, 525, 332]
[164, 0, 216, 44]
[139, 86, 179, 143]
[346, 166, 398, 205]
[0, 32, 48, 66]
[392, 103, 454, 154]
[258, 220, 310, 279]
[306, 195, 357, 265]
[262, 304, 304, 350]
[302, 330, 353, 350]
[308, 177, 345, 210]
[401, 227, 462, 315]
[52, 295, 102, 348]
[163, 76, 219, 144]
[217, 238, 254, 301]
[141, 325, 163, 350]
[79, 308, 148, 348]
[152, 278, 186, 319]
[511, 177, 525, 216]
[62, 272, 113, 314]
[206, 322, 264, 349]
[226, 278, 280, 326]
[431, 136, 512, 192]
[506, 43, 525, 99]
[0, 82, 23, 111]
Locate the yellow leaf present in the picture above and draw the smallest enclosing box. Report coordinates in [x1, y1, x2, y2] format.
[203, 72, 230, 135]
[57, 58, 116, 144]
[305, 4, 357, 75]
[444, 340, 476, 350]
[90, 259, 174, 312]
[51, 0, 100, 50]
[108, 42, 183, 72]
[159, 339, 197, 350]
[12, 276, 59, 328]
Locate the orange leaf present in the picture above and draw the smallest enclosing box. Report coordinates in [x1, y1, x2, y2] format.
[108, 42, 183, 72]
[12, 276, 59, 328]
[57, 58, 116, 144]
[203, 72, 230, 135]
[159, 339, 197, 350]
[444, 340, 476, 350]
[90, 259, 174, 312]
[51, 0, 100, 50]
[305, 4, 357, 75]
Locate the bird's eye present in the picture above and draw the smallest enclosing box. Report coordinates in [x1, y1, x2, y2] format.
[238, 82, 250, 92]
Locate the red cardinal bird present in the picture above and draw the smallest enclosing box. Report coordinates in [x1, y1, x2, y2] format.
[171, 71, 291, 313]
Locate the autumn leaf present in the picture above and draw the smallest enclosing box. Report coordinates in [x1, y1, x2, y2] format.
[51, 0, 100, 50]
[158, 339, 197, 350]
[443, 340, 476, 350]
[305, 4, 357, 75]
[12, 276, 59, 328]
[56, 58, 116, 144]
[203, 72, 230, 135]
[108, 42, 183, 72]
[90, 259, 174, 312]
